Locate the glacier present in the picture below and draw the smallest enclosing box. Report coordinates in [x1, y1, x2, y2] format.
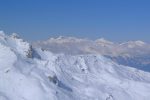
[1, 32, 150, 100]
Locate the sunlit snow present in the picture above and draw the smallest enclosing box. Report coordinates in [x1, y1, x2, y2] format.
[0, 32, 150, 100]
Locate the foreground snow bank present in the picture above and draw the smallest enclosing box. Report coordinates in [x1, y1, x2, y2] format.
[0, 33, 150, 100]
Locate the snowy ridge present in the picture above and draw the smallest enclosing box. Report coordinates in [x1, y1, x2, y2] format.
[0, 31, 32, 58]
[1, 33, 150, 100]
[33, 36, 150, 71]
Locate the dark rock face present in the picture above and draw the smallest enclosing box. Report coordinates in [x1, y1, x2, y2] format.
[48, 75, 59, 85]
[26, 45, 33, 58]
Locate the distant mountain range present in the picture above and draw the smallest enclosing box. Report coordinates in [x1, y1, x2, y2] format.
[33, 36, 150, 72]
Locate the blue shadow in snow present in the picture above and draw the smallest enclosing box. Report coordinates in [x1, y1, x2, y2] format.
[57, 81, 73, 92]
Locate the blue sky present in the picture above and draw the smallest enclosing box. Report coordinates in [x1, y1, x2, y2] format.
[0, 0, 150, 42]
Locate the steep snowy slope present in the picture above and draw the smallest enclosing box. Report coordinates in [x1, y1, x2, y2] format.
[1, 32, 150, 100]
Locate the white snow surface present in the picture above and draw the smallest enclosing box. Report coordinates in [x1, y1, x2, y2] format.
[1, 33, 150, 100]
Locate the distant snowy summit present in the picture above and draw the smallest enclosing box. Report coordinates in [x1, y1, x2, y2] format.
[33, 36, 149, 56]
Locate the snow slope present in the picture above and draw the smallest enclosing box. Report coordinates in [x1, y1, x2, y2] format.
[1, 32, 150, 100]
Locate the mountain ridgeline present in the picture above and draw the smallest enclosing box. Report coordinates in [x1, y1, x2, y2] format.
[33, 36, 150, 72]
[0, 32, 150, 100]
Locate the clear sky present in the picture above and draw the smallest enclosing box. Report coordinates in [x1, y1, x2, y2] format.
[0, 0, 150, 42]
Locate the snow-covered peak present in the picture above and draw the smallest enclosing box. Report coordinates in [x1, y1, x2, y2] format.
[95, 38, 114, 47]
[11, 33, 20, 39]
[120, 40, 146, 48]
[47, 36, 89, 43]
[0, 32, 32, 58]
[134, 40, 146, 46]
[96, 38, 114, 44]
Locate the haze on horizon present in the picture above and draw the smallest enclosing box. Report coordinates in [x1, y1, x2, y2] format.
[0, 0, 150, 42]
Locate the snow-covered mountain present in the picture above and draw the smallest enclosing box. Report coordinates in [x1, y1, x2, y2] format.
[33, 36, 150, 72]
[1, 32, 150, 100]
[0, 32, 150, 100]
